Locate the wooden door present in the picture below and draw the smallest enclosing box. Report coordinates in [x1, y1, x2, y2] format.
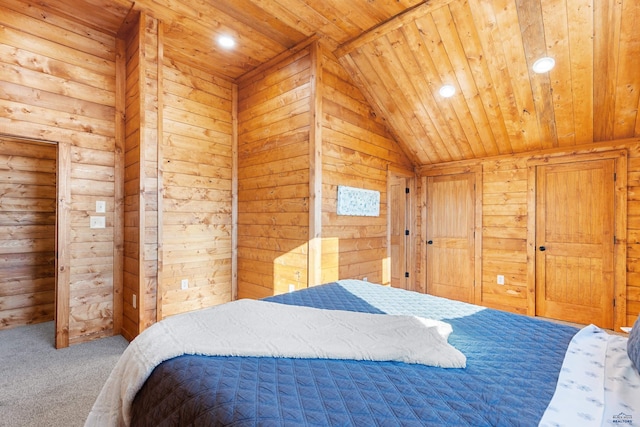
[425, 173, 475, 303]
[390, 174, 409, 289]
[535, 160, 615, 328]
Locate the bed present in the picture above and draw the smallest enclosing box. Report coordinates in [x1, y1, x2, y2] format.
[86, 279, 640, 426]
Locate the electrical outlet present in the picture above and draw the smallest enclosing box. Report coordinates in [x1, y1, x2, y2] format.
[90, 216, 105, 229]
[288, 284, 295, 293]
[181, 279, 189, 290]
[497, 275, 505, 285]
[96, 200, 106, 213]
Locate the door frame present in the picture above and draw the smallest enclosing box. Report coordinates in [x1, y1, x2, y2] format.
[526, 150, 627, 331]
[55, 140, 71, 348]
[0, 134, 69, 348]
[421, 165, 483, 302]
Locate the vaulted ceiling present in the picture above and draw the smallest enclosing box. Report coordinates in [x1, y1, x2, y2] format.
[38, 0, 640, 166]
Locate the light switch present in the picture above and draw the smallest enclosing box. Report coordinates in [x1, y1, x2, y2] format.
[96, 200, 106, 213]
[90, 216, 106, 229]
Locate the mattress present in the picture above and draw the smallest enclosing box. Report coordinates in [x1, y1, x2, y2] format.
[128, 280, 578, 426]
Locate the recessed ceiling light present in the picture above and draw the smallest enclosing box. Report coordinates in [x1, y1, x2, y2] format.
[218, 35, 235, 49]
[439, 84, 456, 98]
[532, 57, 555, 73]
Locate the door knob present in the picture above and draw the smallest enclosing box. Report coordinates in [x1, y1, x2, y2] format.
[539, 246, 546, 251]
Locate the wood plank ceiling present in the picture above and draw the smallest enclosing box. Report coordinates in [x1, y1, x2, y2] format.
[35, 0, 640, 166]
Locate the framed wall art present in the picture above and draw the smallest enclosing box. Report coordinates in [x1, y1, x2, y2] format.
[336, 185, 380, 217]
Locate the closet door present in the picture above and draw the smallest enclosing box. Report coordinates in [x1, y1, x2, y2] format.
[389, 171, 415, 291]
[390, 174, 409, 289]
[535, 159, 615, 328]
[425, 173, 475, 303]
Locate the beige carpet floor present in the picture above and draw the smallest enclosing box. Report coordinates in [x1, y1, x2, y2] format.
[0, 322, 128, 427]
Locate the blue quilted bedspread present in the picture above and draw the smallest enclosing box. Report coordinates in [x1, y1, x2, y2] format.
[130, 280, 578, 426]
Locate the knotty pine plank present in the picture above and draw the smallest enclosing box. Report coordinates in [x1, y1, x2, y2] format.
[466, 0, 528, 153]
[565, 0, 594, 144]
[437, 5, 499, 157]
[362, 40, 457, 162]
[593, 0, 622, 142]
[413, 12, 478, 159]
[0, 28, 113, 81]
[613, 0, 640, 139]
[336, 53, 426, 166]
[449, 0, 512, 155]
[515, 0, 558, 148]
[492, 0, 542, 151]
[395, 22, 475, 160]
[539, 0, 575, 146]
[1, 0, 117, 51]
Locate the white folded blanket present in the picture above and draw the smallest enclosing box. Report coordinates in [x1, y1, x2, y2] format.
[85, 299, 465, 426]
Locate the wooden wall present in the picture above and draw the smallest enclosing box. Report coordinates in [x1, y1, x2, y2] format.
[120, 13, 162, 339]
[480, 157, 532, 313]
[1, 2, 237, 343]
[136, 15, 160, 333]
[122, 13, 236, 331]
[7, 0, 634, 342]
[0, 0, 120, 345]
[1, 2, 414, 337]
[236, 41, 414, 298]
[0, 138, 56, 329]
[237, 47, 312, 299]
[122, 15, 142, 341]
[320, 49, 414, 285]
[159, 56, 235, 317]
[419, 139, 640, 327]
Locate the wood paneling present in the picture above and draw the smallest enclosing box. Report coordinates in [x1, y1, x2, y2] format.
[337, 0, 640, 166]
[308, 42, 323, 289]
[321, 49, 414, 285]
[121, 14, 142, 341]
[3, 0, 638, 342]
[113, 9, 237, 335]
[0, 1, 118, 345]
[9, 0, 640, 171]
[237, 47, 311, 299]
[237, 43, 414, 298]
[159, 56, 234, 318]
[140, 14, 159, 331]
[0, 138, 56, 330]
[113, 32, 126, 338]
[136, 0, 423, 79]
[481, 159, 530, 311]
[22, 0, 424, 80]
